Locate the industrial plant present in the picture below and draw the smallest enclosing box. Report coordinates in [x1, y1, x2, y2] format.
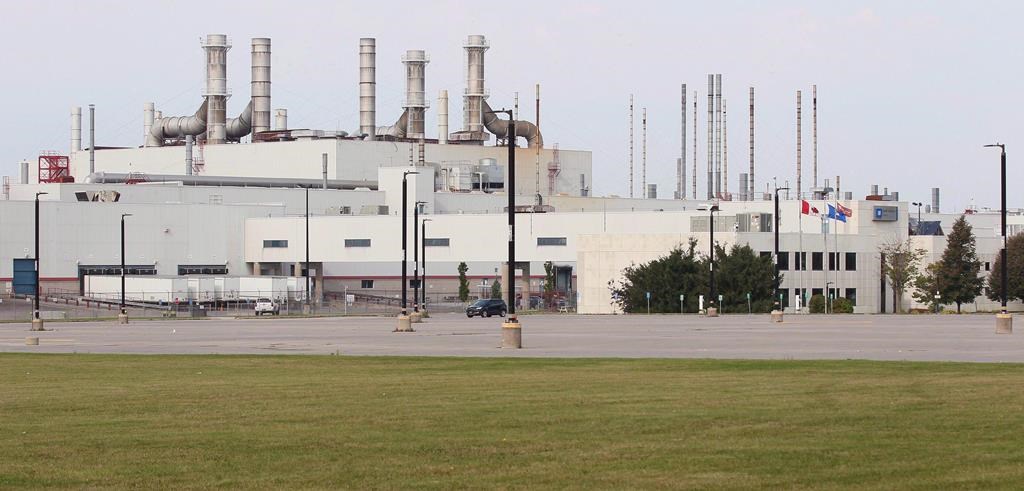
[1, 33, 1021, 319]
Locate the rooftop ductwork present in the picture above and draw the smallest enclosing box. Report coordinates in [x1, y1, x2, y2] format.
[225, 101, 253, 140]
[149, 100, 208, 142]
[84, 172, 377, 190]
[482, 100, 542, 148]
[359, 38, 376, 138]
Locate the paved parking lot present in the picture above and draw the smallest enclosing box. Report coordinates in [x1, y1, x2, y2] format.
[1, 313, 1021, 362]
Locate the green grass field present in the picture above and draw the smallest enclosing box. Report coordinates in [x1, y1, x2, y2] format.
[2, 354, 1024, 489]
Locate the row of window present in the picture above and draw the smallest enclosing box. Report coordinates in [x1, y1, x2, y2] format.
[264, 237, 568, 249]
[78, 265, 228, 276]
[778, 288, 858, 308]
[764, 251, 857, 271]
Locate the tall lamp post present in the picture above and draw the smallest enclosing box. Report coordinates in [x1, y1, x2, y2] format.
[421, 218, 432, 315]
[412, 200, 427, 320]
[706, 203, 720, 317]
[396, 170, 419, 332]
[119, 213, 133, 324]
[488, 107, 522, 348]
[985, 143, 1012, 334]
[303, 186, 311, 314]
[773, 185, 790, 317]
[911, 202, 923, 235]
[31, 191, 48, 331]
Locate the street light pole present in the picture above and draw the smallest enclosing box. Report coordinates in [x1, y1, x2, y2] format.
[422, 218, 432, 313]
[32, 191, 48, 331]
[119, 213, 133, 323]
[304, 186, 311, 314]
[708, 204, 720, 316]
[397, 170, 419, 331]
[912, 202, 922, 235]
[487, 108, 522, 348]
[413, 201, 426, 314]
[773, 186, 790, 313]
[985, 143, 1011, 333]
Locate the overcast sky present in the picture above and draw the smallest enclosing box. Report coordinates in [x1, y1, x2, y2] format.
[1, 0, 1020, 213]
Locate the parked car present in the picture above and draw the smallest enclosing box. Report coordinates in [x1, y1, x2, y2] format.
[255, 298, 280, 316]
[466, 298, 507, 318]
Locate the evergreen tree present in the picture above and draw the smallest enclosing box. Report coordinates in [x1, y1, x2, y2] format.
[713, 243, 777, 313]
[491, 279, 502, 299]
[937, 215, 984, 313]
[987, 233, 1024, 303]
[457, 262, 470, 302]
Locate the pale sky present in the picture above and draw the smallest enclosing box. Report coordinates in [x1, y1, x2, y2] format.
[1, 0, 1020, 213]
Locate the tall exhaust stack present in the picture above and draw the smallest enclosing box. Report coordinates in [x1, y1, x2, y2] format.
[707, 75, 713, 199]
[715, 74, 722, 196]
[796, 90, 802, 199]
[723, 98, 728, 196]
[463, 35, 489, 135]
[813, 84, 818, 189]
[359, 38, 376, 138]
[143, 102, 155, 147]
[202, 34, 231, 144]
[679, 83, 686, 199]
[692, 92, 697, 199]
[748, 87, 754, 200]
[89, 104, 95, 175]
[251, 38, 272, 135]
[402, 50, 429, 139]
[438, 89, 448, 144]
[274, 109, 287, 131]
[932, 187, 940, 213]
[71, 106, 82, 154]
[642, 107, 647, 198]
[629, 94, 634, 198]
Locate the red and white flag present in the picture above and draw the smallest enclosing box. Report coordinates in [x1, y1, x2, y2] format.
[801, 200, 820, 216]
[837, 203, 853, 217]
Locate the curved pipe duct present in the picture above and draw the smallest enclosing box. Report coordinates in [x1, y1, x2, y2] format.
[375, 109, 409, 138]
[149, 100, 208, 143]
[226, 101, 253, 139]
[482, 100, 542, 148]
[84, 172, 377, 190]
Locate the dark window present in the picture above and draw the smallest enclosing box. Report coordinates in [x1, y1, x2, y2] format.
[795, 252, 807, 271]
[760, 251, 772, 260]
[795, 288, 806, 306]
[812, 288, 823, 297]
[178, 265, 228, 275]
[812, 252, 824, 271]
[424, 238, 450, 247]
[344, 239, 372, 247]
[263, 240, 288, 248]
[361, 279, 374, 289]
[537, 237, 567, 246]
[828, 288, 838, 300]
[845, 252, 857, 271]
[777, 251, 790, 271]
[79, 265, 157, 276]
[410, 279, 421, 288]
[845, 288, 857, 306]
[828, 252, 838, 271]
[781, 289, 790, 308]
[985, 262, 991, 271]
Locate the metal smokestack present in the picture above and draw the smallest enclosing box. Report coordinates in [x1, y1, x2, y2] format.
[143, 102, 155, 147]
[359, 38, 376, 138]
[274, 109, 287, 131]
[871, 184, 879, 196]
[739, 173, 748, 201]
[932, 187, 940, 213]
[438, 89, 448, 144]
[692, 92, 697, 199]
[251, 38, 272, 135]
[707, 75, 713, 199]
[202, 34, 231, 144]
[813, 84, 818, 189]
[723, 98, 728, 196]
[322, 153, 328, 189]
[796, 90, 802, 199]
[629, 94, 634, 198]
[463, 35, 489, 135]
[679, 83, 686, 199]
[71, 106, 82, 153]
[185, 135, 193, 176]
[89, 104, 95, 175]
[642, 107, 647, 198]
[749, 87, 754, 201]
[715, 74, 722, 196]
[402, 49, 429, 139]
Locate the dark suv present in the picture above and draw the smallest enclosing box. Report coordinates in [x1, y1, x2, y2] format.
[466, 299, 508, 318]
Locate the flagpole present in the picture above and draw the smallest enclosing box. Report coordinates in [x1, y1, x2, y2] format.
[799, 204, 804, 312]
[834, 193, 840, 303]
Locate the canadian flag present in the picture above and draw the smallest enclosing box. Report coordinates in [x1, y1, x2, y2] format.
[801, 200, 819, 216]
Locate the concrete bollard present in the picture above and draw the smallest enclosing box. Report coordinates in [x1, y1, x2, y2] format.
[30, 318, 45, 331]
[394, 314, 415, 333]
[996, 313, 1013, 334]
[410, 312, 423, 324]
[502, 320, 522, 349]
[771, 310, 784, 323]
[25, 337, 39, 346]
[118, 313, 129, 325]
[706, 307, 719, 318]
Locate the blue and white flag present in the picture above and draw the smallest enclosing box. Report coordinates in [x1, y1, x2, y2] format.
[827, 204, 847, 223]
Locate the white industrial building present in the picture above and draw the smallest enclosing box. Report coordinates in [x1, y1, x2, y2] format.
[2, 33, 1022, 315]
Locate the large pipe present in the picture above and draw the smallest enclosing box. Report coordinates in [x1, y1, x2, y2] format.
[251, 38, 271, 135]
[403, 50, 429, 139]
[481, 100, 542, 148]
[150, 100, 208, 141]
[89, 104, 95, 175]
[225, 101, 253, 139]
[84, 172, 377, 190]
[71, 106, 82, 153]
[20, 161, 30, 184]
[322, 153, 329, 189]
[932, 187, 940, 214]
[203, 34, 230, 144]
[143, 102, 156, 147]
[438, 89, 448, 144]
[185, 135, 194, 176]
[274, 108, 287, 130]
[464, 35, 488, 134]
[359, 38, 376, 138]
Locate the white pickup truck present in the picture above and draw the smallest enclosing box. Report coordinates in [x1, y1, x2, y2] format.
[254, 298, 280, 316]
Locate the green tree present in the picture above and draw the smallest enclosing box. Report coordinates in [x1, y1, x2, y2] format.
[936, 215, 984, 313]
[457, 262, 470, 302]
[609, 239, 706, 313]
[543, 261, 556, 296]
[987, 233, 1024, 303]
[879, 238, 926, 313]
[490, 279, 502, 299]
[832, 297, 854, 314]
[713, 243, 778, 313]
[808, 294, 827, 313]
[912, 262, 944, 312]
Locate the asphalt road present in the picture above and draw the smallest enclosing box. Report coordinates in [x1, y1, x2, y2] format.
[2, 313, 1021, 362]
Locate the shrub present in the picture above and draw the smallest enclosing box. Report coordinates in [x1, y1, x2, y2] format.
[832, 297, 854, 314]
[809, 294, 827, 314]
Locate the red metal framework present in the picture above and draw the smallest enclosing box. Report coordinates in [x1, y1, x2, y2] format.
[38, 152, 74, 183]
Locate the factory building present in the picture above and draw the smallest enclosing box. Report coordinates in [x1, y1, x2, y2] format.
[1, 33, 1021, 315]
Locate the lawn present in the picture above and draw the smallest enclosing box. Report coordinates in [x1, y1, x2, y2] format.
[2, 355, 1024, 489]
